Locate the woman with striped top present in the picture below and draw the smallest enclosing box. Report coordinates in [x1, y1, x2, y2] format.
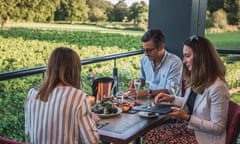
[24, 47, 99, 144]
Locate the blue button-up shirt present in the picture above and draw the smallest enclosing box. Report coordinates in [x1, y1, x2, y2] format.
[139, 51, 183, 96]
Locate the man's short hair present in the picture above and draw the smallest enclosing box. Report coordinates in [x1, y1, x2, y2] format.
[141, 29, 165, 47]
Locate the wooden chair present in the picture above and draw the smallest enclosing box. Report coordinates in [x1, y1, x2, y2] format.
[0, 136, 26, 144]
[91, 77, 114, 101]
[226, 100, 240, 144]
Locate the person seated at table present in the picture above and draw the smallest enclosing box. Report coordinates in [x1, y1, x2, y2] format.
[142, 35, 229, 144]
[24, 47, 99, 144]
[128, 29, 183, 97]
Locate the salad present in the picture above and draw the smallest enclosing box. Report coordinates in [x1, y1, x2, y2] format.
[92, 98, 118, 114]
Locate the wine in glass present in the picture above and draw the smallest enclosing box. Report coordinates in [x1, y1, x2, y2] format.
[170, 79, 179, 96]
[116, 83, 125, 104]
[134, 79, 141, 103]
[145, 80, 151, 104]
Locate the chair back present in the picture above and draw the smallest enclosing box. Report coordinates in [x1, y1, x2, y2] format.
[226, 100, 240, 144]
[0, 136, 26, 144]
[92, 77, 114, 101]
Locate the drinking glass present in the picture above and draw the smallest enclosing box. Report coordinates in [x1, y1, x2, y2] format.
[145, 80, 151, 103]
[169, 79, 179, 95]
[134, 79, 141, 103]
[116, 83, 125, 104]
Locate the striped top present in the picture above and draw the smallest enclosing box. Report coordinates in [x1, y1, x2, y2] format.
[24, 86, 99, 144]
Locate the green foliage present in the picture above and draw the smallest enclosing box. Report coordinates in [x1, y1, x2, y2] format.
[224, 61, 240, 89]
[0, 27, 240, 142]
[206, 0, 240, 31]
[213, 9, 228, 29]
[61, 0, 89, 22]
[87, 0, 113, 22]
[0, 76, 42, 142]
[0, 28, 142, 141]
[224, 0, 240, 25]
[128, 1, 148, 27]
[206, 10, 215, 28]
[89, 7, 107, 22]
[207, 0, 224, 12]
[110, 0, 128, 22]
[0, 0, 20, 25]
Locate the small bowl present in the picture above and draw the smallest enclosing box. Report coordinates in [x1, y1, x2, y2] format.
[122, 104, 131, 112]
[88, 96, 96, 106]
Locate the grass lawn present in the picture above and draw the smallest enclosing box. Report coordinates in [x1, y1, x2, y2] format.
[206, 32, 240, 50]
[7, 22, 144, 36]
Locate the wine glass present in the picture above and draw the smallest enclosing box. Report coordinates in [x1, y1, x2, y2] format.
[116, 83, 125, 104]
[145, 80, 151, 103]
[134, 79, 141, 103]
[169, 79, 179, 96]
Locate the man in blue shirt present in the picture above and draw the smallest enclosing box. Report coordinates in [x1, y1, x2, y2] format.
[129, 29, 183, 97]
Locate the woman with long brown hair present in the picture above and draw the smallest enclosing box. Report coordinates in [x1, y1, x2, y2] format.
[25, 47, 99, 144]
[143, 35, 229, 144]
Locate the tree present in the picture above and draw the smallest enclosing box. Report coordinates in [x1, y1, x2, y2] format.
[128, 1, 148, 26]
[110, 0, 128, 21]
[207, 0, 225, 12]
[224, 0, 240, 25]
[55, 0, 89, 23]
[0, 0, 21, 26]
[0, 0, 60, 23]
[89, 8, 107, 22]
[212, 9, 228, 29]
[86, 0, 113, 22]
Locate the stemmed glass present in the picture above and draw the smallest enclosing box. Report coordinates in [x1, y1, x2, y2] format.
[134, 79, 141, 103]
[145, 80, 151, 102]
[116, 83, 125, 104]
[169, 79, 179, 96]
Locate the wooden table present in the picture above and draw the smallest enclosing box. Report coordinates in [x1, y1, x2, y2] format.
[97, 97, 170, 144]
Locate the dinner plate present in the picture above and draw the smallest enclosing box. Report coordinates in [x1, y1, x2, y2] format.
[96, 107, 122, 118]
[132, 102, 173, 114]
[138, 111, 159, 118]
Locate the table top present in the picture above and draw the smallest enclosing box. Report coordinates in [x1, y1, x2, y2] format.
[97, 97, 170, 144]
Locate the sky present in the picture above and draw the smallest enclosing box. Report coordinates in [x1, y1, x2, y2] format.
[106, 0, 149, 6]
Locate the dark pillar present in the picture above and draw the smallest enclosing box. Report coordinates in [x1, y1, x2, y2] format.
[148, 0, 208, 58]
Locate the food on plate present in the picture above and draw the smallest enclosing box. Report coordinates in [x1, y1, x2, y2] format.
[122, 103, 131, 112]
[92, 99, 118, 114]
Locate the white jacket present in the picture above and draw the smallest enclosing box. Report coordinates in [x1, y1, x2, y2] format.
[172, 78, 229, 144]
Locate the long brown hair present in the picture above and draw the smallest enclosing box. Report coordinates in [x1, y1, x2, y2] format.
[36, 47, 82, 102]
[183, 35, 226, 93]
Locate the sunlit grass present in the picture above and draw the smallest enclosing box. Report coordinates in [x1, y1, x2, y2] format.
[206, 32, 240, 50]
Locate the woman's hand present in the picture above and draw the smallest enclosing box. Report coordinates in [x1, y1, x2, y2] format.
[154, 93, 175, 103]
[91, 112, 101, 123]
[168, 107, 190, 121]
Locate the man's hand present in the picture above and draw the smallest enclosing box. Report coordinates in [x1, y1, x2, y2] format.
[128, 80, 135, 89]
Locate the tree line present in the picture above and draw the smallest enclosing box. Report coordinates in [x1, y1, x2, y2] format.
[0, 0, 148, 27]
[208, 0, 240, 25]
[0, 0, 239, 30]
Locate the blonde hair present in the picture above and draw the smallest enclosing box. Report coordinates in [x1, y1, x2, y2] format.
[36, 47, 82, 102]
[183, 36, 226, 93]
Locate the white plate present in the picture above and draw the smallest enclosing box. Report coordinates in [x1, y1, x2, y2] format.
[96, 107, 122, 118]
[138, 111, 159, 118]
[158, 102, 172, 105]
